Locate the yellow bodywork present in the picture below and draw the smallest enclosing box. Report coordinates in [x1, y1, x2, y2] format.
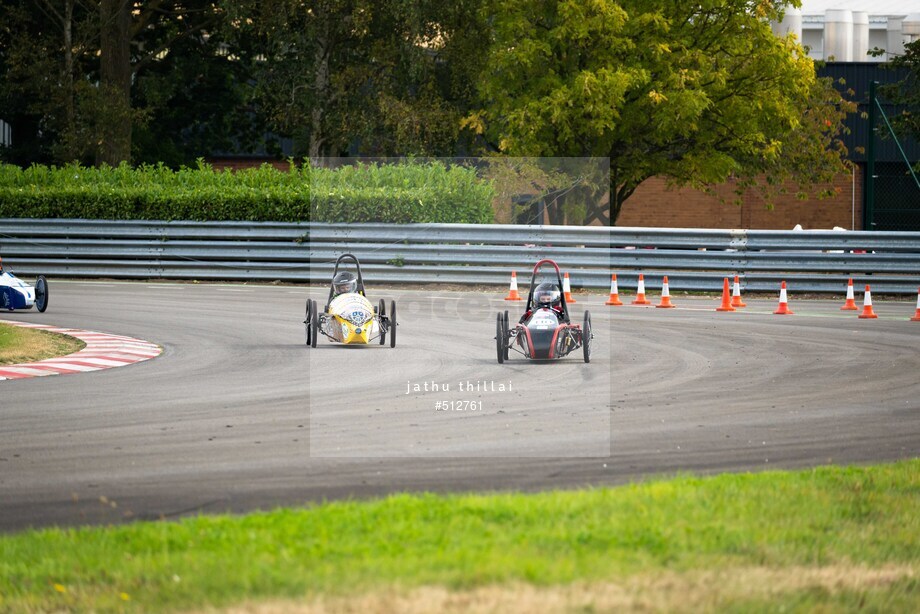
[327, 293, 376, 344]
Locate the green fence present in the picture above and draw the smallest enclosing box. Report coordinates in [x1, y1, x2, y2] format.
[871, 161, 920, 230]
[865, 81, 920, 231]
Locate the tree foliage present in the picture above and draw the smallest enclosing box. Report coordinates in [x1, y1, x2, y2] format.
[480, 158, 608, 224]
[471, 0, 854, 224]
[879, 39, 920, 146]
[0, 0, 857, 226]
[221, 0, 487, 161]
[0, 0, 247, 167]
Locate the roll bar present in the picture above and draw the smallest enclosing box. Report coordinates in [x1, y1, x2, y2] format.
[327, 253, 367, 306]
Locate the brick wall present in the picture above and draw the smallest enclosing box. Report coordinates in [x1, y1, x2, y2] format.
[617, 166, 864, 230]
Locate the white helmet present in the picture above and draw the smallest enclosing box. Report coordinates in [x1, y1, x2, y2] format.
[533, 282, 561, 308]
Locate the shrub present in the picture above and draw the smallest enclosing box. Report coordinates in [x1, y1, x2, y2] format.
[0, 160, 494, 223]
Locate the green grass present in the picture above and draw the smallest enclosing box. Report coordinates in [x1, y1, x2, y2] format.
[0, 461, 917, 612]
[0, 322, 85, 365]
[717, 581, 920, 614]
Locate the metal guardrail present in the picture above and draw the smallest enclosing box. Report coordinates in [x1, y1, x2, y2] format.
[2, 219, 920, 294]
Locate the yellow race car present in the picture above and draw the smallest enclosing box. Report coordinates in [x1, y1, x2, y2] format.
[305, 254, 396, 348]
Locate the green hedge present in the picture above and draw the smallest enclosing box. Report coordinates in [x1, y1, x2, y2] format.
[313, 163, 495, 224]
[0, 161, 494, 223]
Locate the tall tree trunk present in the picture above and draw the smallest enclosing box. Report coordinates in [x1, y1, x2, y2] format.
[63, 0, 74, 143]
[309, 22, 331, 164]
[98, 0, 132, 165]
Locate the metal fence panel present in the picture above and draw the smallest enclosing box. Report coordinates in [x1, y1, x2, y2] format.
[2, 219, 920, 294]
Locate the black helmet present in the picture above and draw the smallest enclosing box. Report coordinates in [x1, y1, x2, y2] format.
[533, 282, 561, 308]
[333, 271, 358, 295]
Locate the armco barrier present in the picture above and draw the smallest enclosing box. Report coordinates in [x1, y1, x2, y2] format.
[2, 219, 920, 294]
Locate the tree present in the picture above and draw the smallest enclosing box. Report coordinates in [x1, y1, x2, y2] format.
[0, 1, 231, 166]
[96, 1, 228, 165]
[879, 38, 920, 146]
[223, 0, 488, 161]
[481, 157, 607, 224]
[130, 23, 258, 167]
[470, 0, 854, 225]
[349, 0, 489, 156]
[0, 0, 98, 164]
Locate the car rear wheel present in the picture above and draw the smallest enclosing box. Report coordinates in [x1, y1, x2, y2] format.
[582, 310, 592, 363]
[310, 300, 319, 348]
[389, 300, 397, 348]
[35, 276, 48, 312]
[503, 310, 510, 360]
[496, 312, 505, 364]
[378, 299, 387, 345]
[305, 299, 312, 346]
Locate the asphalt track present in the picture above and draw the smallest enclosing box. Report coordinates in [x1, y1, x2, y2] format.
[1, 281, 918, 531]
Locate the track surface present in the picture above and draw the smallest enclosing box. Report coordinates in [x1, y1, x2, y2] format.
[1, 282, 918, 531]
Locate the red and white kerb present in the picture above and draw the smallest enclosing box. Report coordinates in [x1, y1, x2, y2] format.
[0, 320, 161, 381]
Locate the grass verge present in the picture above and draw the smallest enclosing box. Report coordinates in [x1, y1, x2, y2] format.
[0, 461, 917, 612]
[0, 322, 85, 365]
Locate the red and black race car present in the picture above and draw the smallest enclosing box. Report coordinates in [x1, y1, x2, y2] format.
[495, 259, 592, 364]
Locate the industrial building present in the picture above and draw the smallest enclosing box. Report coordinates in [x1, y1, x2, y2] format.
[773, 1, 920, 61]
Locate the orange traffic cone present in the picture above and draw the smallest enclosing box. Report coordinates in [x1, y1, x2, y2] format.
[632, 273, 651, 305]
[840, 278, 858, 310]
[911, 288, 920, 321]
[731, 275, 747, 308]
[562, 272, 577, 303]
[773, 281, 793, 315]
[605, 274, 623, 306]
[657, 276, 676, 308]
[716, 277, 735, 311]
[503, 271, 523, 301]
[858, 285, 878, 319]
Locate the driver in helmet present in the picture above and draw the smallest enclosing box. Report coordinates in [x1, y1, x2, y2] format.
[332, 271, 358, 297]
[534, 282, 561, 308]
[522, 281, 564, 321]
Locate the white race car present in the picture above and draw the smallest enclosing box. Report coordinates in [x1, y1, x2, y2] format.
[0, 265, 48, 312]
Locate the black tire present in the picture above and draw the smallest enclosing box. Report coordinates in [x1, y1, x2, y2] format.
[503, 310, 510, 360]
[35, 276, 48, 313]
[389, 300, 397, 348]
[305, 299, 312, 346]
[310, 299, 319, 348]
[377, 299, 387, 345]
[496, 312, 505, 364]
[583, 310, 592, 363]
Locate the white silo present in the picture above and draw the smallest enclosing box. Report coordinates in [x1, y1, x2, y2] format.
[772, 7, 803, 40]
[887, 16, 905, 60]
[903, 13, 920, 39]
[824, 9, 854, 61]
[852, 12, 870, 61]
